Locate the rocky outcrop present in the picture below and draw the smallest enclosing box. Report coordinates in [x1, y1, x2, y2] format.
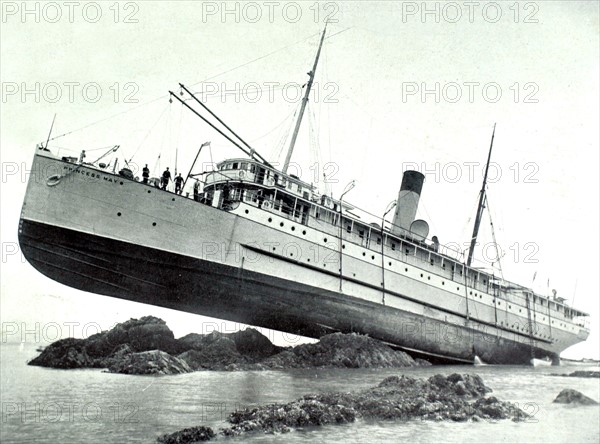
[553, 389, 598, 405]
[177, 335, 248, 370]
[552, 370, 600, 379]
[250, 332, 428, 370]
[28, 338, 99, 369]
[177, 328, 282, 369]
[29, 316, 184, 370]
[108, 350, 192, 375]
[157, 373, 528, 442]
[29, 317, 429, 374]
[85, 316, 184, 357]
[158, 426, 215, 444]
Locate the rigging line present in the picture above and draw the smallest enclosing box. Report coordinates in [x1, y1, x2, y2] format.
[193, 84, 294, 101]
[270, 104, 300, 163]
[158, 103, 171, 167]
[251, 106, 298, 143]
[208, 142, 216, 171]
[48, 29, 352, 144]
[175, 99, 184, 176]
[49, 95, 166, 142]
[189, 32, 321, 88]
[485, 195, 505, 279]
[129, 103, 170, 162]
[189, 26, 352, 90]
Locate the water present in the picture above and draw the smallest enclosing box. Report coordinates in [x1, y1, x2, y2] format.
[2, 343, 599, 443]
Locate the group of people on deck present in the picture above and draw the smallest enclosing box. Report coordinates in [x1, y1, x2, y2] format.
[141, 164, 184, 194]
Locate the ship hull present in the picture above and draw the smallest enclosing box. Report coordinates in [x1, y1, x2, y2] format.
[18, 152, 587, 365]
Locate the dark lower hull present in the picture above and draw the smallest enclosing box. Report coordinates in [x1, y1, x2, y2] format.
[18, 218, 557, 365]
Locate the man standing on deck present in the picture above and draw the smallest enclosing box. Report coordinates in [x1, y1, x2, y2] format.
[161, 167, 171, 190]
[193, 180, 200, 201]
[174, 173, 184, 195]
[142, 164, 150, 184]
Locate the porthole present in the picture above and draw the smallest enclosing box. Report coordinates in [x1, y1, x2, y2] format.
[147, 190, 151, 194]
[268, 218, 273, 223]
[272, 247, 276, 251]
[363, 252, 366, 257]
[120, 181, 124, 185]
[291, 226, 295, 231]
[371, 255, 375, 260]
[117, 212, 121, 216]
[442, 281, 445, 285]
[457, 287, 460, 291]
[302, 230, 306, 235]
[307, 259, 310, 262]
[342, 244, 346, 249]
[324, 238, 328, 243]
[245, 209, 249, 214]
[427, 276, 431, 280]
[280, 222, 284, 227]
[152, 222, 157, 226]
[405, 268, 408, 272]
[172, 198, 175, 201]
[420, 273, 423, 278]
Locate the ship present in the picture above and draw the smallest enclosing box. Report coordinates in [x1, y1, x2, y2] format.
[18, 27, 589, 365]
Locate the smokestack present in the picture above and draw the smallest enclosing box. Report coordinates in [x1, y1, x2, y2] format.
[391, 170, 425, 236]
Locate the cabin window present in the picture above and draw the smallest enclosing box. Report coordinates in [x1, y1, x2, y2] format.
[346, 225, 351, 233]
[316, 212, 320, 219]
[240, 162, 248, 170]
[250, 164, 256, 173]
[359, 230, 364, 239]
[232, 162, 239, 169]
[391, 243, 396, 251]
[297, 184, 302, 192]
[376, 237, 381, 245]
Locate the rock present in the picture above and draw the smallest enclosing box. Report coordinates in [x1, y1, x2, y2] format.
[28, 338, 98, 369]
[29, 317, 429, 372]
[552, 371, 600, 379]
[258, 332, 428, 369]
[553, 389, 598, 405]
[29, 317, 186, 370]
[178, 328, 282, 363]
[230, 328, 281, 359]
[86, 316, 184, 357]
[160, 373, 528, 441]
[178, 337, 247, 371]
[108, 350, 192, 375]
[157, 426, 215, 443]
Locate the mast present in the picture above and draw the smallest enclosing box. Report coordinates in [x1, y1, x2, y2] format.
[467, 123, 496, 267]
[282, 24, 327, 174]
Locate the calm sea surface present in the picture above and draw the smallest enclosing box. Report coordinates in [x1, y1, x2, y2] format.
[1, 343, 599, 443]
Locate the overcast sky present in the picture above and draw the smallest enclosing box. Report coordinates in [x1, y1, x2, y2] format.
[1, 1, 598, 358]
